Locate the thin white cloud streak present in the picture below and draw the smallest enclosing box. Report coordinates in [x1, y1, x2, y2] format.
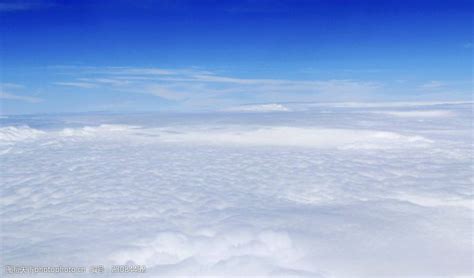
[1, 83, 25, 89]
[144, 84, 189, 101]
[0, 91, 42, 103]
[77, 78, 131, 86]
[97, 67, 178, 76]
[419, 80, 444, 90]
[135, 73, 382, 93]
[54, 82, 97, 89]
[0, 83, 42, 103]
[66, 66, 214, 77]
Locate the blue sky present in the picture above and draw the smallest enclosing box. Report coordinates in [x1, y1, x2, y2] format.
[0, 0, 472, 114]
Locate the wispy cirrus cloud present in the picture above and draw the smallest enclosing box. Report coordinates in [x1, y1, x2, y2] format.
[0, 92, 42, 103]
[54, 82, 97, 89]
[419, 80, 445, 90]
[77, 78, 131, 86]
[1, 83, 25, 90]
[0, 83, 42, 103]
[52, 66, 212, 77]
[0, 83, 43, 103]
[52, 66, 382, 108]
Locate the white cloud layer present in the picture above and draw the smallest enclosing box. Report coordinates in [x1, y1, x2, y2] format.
[1, 102, 472, 277]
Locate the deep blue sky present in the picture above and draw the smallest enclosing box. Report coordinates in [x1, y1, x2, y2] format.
[1, 0, 472, 114]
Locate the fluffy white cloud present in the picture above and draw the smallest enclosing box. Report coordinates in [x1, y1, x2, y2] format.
[1, 103, 472, 277]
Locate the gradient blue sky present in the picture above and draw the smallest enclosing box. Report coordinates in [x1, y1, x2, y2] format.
[1, 0, 472, 114]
